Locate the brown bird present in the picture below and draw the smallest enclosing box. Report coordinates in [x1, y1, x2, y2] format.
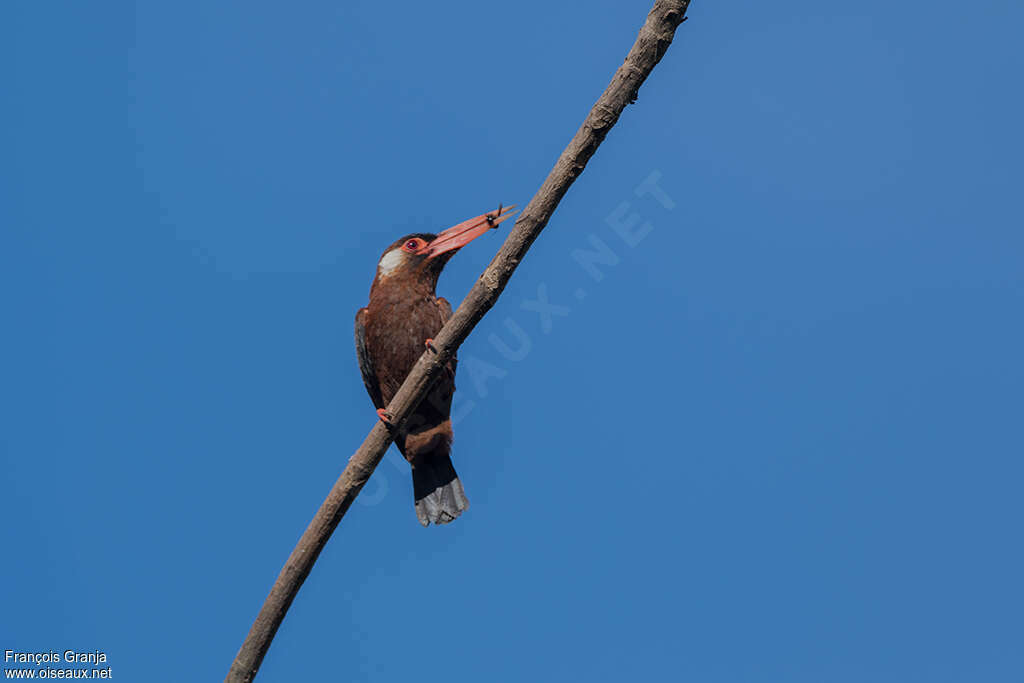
[355, 205, 516, 526]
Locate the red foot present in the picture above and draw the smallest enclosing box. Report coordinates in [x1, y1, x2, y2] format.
[376, 408, 393, 424]
[425, 338, 437, 352]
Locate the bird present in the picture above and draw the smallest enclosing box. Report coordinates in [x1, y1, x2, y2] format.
[355, 205, 516, 526]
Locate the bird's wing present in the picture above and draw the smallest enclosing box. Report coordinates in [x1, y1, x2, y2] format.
[354, 307, 385, 409]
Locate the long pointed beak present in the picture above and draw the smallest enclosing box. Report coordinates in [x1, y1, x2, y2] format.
[420, 205, 518, 259]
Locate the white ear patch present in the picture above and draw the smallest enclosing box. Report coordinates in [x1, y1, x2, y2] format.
[378, 248, 406, 277]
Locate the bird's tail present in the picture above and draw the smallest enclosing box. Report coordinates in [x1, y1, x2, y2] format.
[412, 453, 469, 527]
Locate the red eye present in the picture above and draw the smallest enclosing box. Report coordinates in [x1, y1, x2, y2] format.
[402, 239, 421, 252]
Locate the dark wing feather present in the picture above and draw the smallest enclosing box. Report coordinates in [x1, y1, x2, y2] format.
[355, 308, 384, 408]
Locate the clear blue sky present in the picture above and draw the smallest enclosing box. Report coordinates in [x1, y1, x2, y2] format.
[3, 1, 1023, 681]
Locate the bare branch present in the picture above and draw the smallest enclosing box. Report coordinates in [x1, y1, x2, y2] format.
[226, 1, 691, 680]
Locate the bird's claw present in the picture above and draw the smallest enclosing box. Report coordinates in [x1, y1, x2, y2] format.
[425, 338, 437, 352]
[376, 408, 394, 425]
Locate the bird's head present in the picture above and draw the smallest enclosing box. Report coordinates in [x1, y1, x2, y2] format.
[372, 205, 516, 292]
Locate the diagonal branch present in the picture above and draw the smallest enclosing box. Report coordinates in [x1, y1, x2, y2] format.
[226, 1, 691, 680]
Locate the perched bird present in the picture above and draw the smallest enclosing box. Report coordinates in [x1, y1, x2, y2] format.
[355, 206, 516, 526]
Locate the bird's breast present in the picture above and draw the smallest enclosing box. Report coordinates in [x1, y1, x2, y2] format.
[364, 292, 445, 399]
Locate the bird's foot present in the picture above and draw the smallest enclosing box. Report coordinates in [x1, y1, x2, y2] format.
[424, 338, 437, 352]
[376, 408, 394, 425]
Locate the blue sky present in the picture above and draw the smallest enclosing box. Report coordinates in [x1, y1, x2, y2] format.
[3, 1, 1023, 681]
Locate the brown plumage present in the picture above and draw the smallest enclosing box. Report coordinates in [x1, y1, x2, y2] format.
[354, 207, 515, 526]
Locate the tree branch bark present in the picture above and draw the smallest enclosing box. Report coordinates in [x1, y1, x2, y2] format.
[226, 1, 690, 680]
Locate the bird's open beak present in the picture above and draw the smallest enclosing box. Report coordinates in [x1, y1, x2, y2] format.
[420, 205, 518, 258]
